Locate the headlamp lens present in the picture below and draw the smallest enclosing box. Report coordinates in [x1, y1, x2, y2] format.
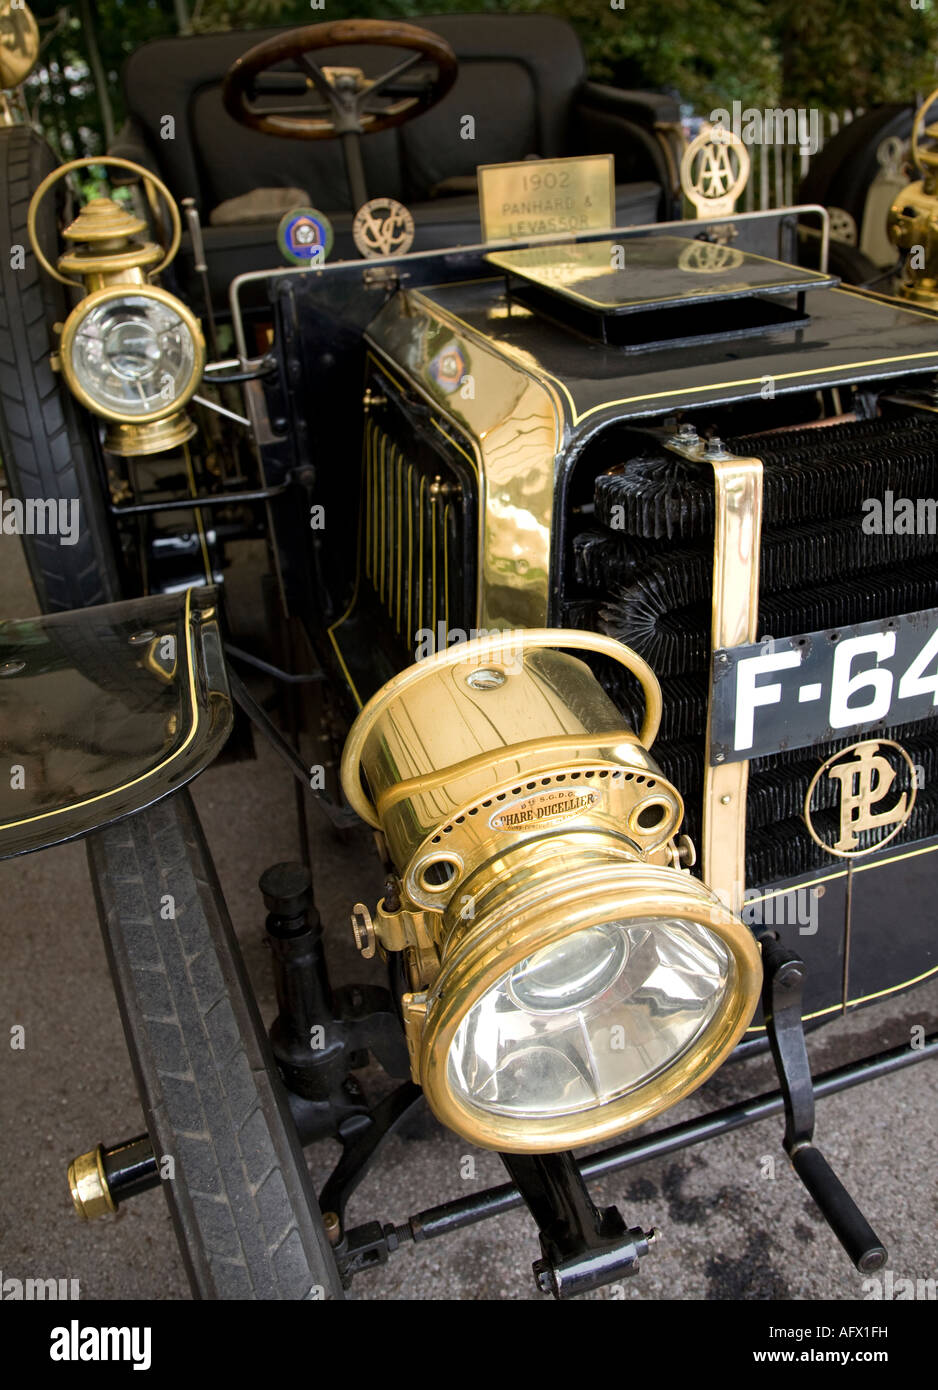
[447, 916, 732, 1120]
[71, 295, 197, 416]
[508, 923, 628, 1013]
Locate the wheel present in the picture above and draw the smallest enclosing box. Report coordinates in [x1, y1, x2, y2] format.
[88, 790, 344, 1300]
[0, 125, 120, 612]
[798, 104, 917, 279]
[826, 239, 883, 287]
[799, 105, 911, 221]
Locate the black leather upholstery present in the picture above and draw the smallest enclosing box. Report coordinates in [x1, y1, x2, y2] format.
[112, 15, 675, 296]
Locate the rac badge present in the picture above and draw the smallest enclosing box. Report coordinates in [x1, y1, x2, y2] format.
[352, 198, 415, 259]
[803, 739, 916, 859]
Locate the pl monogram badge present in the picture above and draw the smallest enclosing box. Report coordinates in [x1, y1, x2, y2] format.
[680, 125, 751, 219]
[803, 739, 917, 859]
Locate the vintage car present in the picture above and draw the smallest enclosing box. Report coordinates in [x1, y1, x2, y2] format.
[1, 11, 936, 1301]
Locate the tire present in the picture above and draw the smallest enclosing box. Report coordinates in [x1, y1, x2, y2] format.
[798, 102, 928, 278]
[798, 105, 913, 223]
[826, 240, 883, 287]
[0, 125, 120, 612]
[87, 791, 344, 1300]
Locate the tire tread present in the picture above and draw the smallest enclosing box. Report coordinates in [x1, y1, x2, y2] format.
[87, 792, 342, 1300]
[0, 126, 119, 611]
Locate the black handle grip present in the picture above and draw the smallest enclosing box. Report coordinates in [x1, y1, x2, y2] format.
[791, 1145, 887, 1273]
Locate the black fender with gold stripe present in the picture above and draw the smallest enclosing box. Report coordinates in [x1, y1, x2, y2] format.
[0, 586, 231, 859]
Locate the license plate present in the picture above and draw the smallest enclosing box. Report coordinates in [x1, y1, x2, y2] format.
[710, 607, 938, 763]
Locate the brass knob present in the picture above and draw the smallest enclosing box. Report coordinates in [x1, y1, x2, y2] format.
[351, 902, 376, 958]
[67, 1145, 116, 1221]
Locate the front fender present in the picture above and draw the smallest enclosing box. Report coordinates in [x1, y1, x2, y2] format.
[0, 586, 231, 858]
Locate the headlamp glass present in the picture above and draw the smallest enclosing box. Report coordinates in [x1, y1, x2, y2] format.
[446, 916, 732, 1120]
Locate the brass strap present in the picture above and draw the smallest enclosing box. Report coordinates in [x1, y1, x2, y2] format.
[666, 438, 763, 908]
[374, 731, 642, 820]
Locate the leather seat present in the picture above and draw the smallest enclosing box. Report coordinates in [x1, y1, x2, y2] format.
[110, 15, 682, 305]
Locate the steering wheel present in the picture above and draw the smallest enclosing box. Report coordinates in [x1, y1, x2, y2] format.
[222, 19, 457, 142]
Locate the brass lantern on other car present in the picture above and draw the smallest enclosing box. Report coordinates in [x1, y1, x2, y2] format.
[341, 629, 763, 1154]
[888, 86, 938, 309]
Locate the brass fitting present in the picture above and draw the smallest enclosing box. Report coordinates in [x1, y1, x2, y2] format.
[888, 87, 938, 307]
[57, 197, 163, 290]
[67, 1145, 116, 1221]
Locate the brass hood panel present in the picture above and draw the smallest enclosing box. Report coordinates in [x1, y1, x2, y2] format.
[365, 291, 563, 631]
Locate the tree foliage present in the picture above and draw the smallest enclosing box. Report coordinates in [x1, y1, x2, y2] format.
[20, 0, 938, 160]
[775, 0, 938, 110]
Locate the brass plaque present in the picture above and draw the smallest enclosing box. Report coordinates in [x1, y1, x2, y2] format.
[478, 154, 615, 243]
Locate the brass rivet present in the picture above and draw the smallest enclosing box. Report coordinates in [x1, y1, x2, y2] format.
[466, 667, 506, 691]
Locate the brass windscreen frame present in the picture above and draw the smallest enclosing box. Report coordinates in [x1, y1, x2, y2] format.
[664, 434, 764, 908]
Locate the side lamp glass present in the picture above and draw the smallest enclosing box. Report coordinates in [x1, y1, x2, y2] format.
[60, 284, 204, 424]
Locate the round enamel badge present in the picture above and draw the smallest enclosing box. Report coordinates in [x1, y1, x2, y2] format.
[277, 207, 334, 265]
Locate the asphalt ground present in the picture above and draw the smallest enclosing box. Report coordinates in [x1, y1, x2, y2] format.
[0, 530, 936, 1303]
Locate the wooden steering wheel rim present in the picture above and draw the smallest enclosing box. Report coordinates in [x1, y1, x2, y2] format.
[222, 19, 458, 141]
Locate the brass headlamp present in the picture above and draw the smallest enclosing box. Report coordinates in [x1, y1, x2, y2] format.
[27, 156, 203, 455]
[341, 630, 762, 1153]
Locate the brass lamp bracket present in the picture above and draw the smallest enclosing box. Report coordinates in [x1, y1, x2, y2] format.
[352, 888, 442, 1004]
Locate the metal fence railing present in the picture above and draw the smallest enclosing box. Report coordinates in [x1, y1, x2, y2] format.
[740, 110, 859, 212]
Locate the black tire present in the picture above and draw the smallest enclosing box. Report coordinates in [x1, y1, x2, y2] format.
[826, 240, 883, 287]
[798, 102, 927, 272]
[798, 105, 913, 221]
[87, 791, 344, 1300]
[0, 125, 120, 611]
